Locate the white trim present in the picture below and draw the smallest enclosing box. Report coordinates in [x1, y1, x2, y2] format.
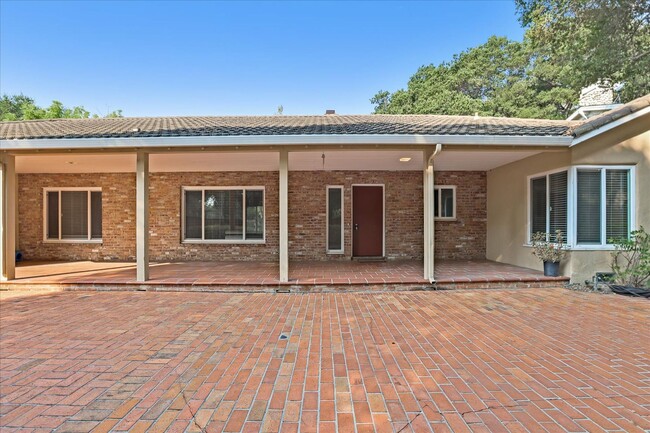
[570, 106, 650, 146]
[326, 185, 345, 255]
[351, 184, 385, 258]
[180, 186, 266, 244]
[42, 187, 102, 243]
[433, 185, 456, 220]
[0, 133, 573, 150]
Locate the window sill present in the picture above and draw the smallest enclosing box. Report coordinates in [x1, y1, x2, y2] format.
[182, 240, 266, 245]
[522, 243, 617, 251]
[435, 217, 457, 221]
[43, 239, 103, 244]
[327, 250, 345, 255]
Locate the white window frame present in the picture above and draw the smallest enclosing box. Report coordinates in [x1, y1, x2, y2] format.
[326, 185, 344, 254]
[181, 186, 266, 244]
[42, 187, 102, 243]
[434, 185, 456, 220]
[570, 165, 636, 250]
[525, 165, 635, 250]
[525, 167, 572, 244]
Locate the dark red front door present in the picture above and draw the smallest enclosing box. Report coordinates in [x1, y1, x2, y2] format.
[352, 186, 383, 257]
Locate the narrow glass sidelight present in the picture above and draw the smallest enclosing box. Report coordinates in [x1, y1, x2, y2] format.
[245, 190, 264, 240]
[576, 169, 602, 244]
[327, 186, 343, 253]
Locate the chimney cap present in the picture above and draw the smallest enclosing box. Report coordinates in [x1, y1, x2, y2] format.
[325, 109, 336, 115]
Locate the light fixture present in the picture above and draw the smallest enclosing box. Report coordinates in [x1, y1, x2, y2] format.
[399, 157, 412, 162]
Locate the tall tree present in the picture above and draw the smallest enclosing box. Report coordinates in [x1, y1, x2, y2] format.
[0, 94, 123, 121]
[372, 0, 649, 118]
[516, 0, 650, 102]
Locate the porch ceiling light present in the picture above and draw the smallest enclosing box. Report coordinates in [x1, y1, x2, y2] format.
[399, 157, 412, 162]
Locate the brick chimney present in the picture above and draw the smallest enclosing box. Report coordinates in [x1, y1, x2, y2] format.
[579, 81, 614, 106]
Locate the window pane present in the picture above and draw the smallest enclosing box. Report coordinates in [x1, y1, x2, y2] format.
[530, 177, 547, 236]
[434, 189, 439, 218]
[61, 191, 88, 239]
[577, 170, 602, 244]
[327, 188, 342, 251]
[606, 169, 629, 242]
[440, 188, 454, 218]
[245, 190, 264, 240]
[548, 171, 568, 241]
[47, 191, 59, 239]
[205, 190, 243, 240]
[90, 191, 102, 239]
[184, 190, 202, 239]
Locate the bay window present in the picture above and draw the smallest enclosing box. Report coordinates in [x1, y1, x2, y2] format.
[528, 166, 634, 248]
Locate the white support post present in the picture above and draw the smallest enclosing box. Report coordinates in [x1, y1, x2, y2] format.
[423, 145, 441, 283]
[1, 154, 16, 281]
[423, 150, 434, 282]
[136, 151, 149, 282]
[279, 149, 289, 283]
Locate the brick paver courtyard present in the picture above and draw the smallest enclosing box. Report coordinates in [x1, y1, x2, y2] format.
[1, 289, 648, 432]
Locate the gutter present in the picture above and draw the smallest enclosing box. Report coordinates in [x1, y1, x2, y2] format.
[0, 133, 573, 151]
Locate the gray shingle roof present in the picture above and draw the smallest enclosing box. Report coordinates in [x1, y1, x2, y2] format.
[0, 114, 577, 140]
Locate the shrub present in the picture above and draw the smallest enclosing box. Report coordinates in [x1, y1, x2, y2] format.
[610, 227, 650, 288]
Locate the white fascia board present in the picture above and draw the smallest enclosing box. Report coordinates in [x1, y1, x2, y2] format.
[0, 133, 573, 151]
[571, 106, 650, 147]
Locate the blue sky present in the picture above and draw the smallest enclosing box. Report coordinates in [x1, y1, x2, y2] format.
[1, 1, 524, 116]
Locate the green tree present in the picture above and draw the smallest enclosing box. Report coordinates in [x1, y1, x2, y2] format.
[372, 36, 567, 118]
[516, 0, 650, 101]
[0, 94, 123, 121]
[372, 0, 649, 118]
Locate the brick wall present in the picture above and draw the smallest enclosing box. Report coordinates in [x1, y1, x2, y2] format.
[434, 171, 487, 260]
[18, 173, 137, 261]
[17, 170, 486, 262]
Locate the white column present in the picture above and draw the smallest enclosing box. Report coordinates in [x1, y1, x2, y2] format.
[423, 150, 435, 282]
[279, 149, 289, 283]
[136, 151, 149, 282]
[1, 154, 16, 281]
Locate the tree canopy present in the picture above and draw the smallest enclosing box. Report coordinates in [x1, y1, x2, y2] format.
[372, 0, 649, 119]
[0, 94, 123, 121]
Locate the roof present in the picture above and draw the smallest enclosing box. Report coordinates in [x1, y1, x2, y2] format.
[0, 114, 576, 141]
[572, 93, 650, 137]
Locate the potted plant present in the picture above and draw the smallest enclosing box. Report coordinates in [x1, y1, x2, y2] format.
[609, 227, 650, 297]
[531, 230, 567, 277]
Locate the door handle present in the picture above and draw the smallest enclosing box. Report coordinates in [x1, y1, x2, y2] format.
[354, 224, 359, 230]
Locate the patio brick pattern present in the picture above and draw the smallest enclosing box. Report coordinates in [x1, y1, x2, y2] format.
[1, 289, 648, 432]
[8, 260, 567, 290]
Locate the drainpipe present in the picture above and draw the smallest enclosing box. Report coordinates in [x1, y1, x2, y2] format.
[424, 144, 442, 283]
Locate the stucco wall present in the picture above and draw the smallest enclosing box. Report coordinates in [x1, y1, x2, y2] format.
[487, 123, 650, 283]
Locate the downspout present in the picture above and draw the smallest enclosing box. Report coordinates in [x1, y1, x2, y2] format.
[425, 144, 442, 284]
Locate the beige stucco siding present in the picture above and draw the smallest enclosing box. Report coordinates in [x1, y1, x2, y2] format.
[487, 119, 650, 284]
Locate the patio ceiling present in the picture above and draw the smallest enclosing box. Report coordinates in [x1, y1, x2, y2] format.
[15, 149, 542, 173]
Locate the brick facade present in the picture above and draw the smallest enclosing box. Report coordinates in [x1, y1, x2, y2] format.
[435, 171, 487, 260]
[17, 170, 486, 262]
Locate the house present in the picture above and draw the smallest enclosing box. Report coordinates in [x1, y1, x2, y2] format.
[1, 95, 648, 289]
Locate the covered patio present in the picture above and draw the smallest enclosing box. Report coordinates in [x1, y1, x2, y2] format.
[6, 259, 568, 292]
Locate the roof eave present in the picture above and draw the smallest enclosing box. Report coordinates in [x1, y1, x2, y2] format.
[0, 133, 573, 151]
[570, 105, 650, 147]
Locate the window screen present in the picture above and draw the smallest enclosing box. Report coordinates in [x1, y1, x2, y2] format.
[577, 170, 602, 244]
[327, 187, 343, 251]
[530, 176, 547, 236]
[548, 171, 567, 241]
[606, 169, 629, 242]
